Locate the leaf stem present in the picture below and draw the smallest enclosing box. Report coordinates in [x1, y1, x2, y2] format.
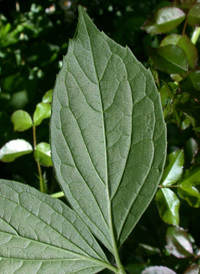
[51, 191, 65, 198]
[158, 184, 180, 188]
[182, 19, 188, 35]
[33, 125, 45, 193]
[191, 26, 200, 45]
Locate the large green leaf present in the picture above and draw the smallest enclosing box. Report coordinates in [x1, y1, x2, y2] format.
[0, 180, 114, 274]
[142, 7, 186, 34]
[161, 150, 184, 187]
[0, 139, 33, 162]
[187, 3, 200, 26]
[50, 6, 167, 253]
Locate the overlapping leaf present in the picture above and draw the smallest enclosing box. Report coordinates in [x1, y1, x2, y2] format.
[0, 180, 111, 274]
[50, 6, 167, 253]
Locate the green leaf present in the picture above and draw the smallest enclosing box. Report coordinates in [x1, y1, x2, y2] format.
[34, 142, 53, 167]
[11, 110, 33, 132]
[142, 7, 186, 34]
[149, 45, 188, 74]
[33, 102, 51, 126]
[179, 71, 200, 101]
[184, 264, 200, 274]
[42, 89, 53, 103]
[178, 167, 200, 207]
[188, 3, 200, 26]
[141, 266, 177, 274]
[161, 150, 184, 186]
[50, 6, 167, 253]
[166, 227, 194, 258]
[0, 179, 113, 274]
[0, 139, 33, 162]
[156, 188, 180, 226]
[160, 34, 198, 69]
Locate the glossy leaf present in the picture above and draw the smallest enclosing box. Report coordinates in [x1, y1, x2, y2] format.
[0, 139, 33, 162]
[141, 266, 177, 274]
[161, 150, 184, 186]
[160, 34, 198, 69]
[50, 6, 167, 253]
[166, 227, 193, 258]
[42, 89, 53, 103]
[0, 179, 112, 274]
[184, 265, 200, 274]
[142, 7, 186, 34]
[178, 167, 200, 207]
[11, 110, 33, 131]
[149, 45, 188, 74]
[33, 102, 51, 126]
[188, 4, 200, 26]
[34, 142, 52, 167]
[156, 188, 180, 226]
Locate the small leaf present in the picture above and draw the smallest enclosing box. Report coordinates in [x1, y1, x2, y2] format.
[166, 227, 194, 258]
[179, 71, 200, 101]
[0, 179, 112, 274]
[160, 34, 198, 69]
[42, 89, 53, 103]
[142, 7, 186, 34]
[34, 142, 53, 167]
[161, 150, 184, 186]
[188, 3, 200, 26]
[178, 167, 200, 207]
[149, 45, 188, 74]
[184, 264, 200, 274]
[156, 188, 180, 226]
[51, 6, 167, 253]
[0, 139, 33, 162]
[141, 266, 177, 274]
[33, 102, 51, 126]
[11, 110, 33, 131]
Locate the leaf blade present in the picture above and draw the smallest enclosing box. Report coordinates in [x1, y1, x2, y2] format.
[0, 179, 111, 274]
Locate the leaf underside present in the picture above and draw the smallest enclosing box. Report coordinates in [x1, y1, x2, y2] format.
[0, 180, 109, 274]
[51, 6, 167, 253]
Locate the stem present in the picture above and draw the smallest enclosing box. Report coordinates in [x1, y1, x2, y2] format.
[191, 26, 200, 45]
[33, 125, 46, 193]
[182, 19, 188, 35]
[158, 184, 180, 189]
[51, 191, 65, 198]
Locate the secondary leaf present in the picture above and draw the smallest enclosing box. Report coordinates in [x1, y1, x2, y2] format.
[33, 102, 51, 126]
[187, 3, 200, 26]
[141, 266, 177, 274]
[149, 45, 188, 74]
[11, 110, 33, 131]
[0, 179, 113, 274]
[156, 188, 180, 226]
[50, 6, 167, 254]
[160, 34, 198, 69]
[34, 142, 53, 167]
[42, 89, 53, 103]
[161, 150, 184, 186]
[142, 7, 186, 34]
[0, 139, 33, 162]
[184, 265, 200, 274]
[179, 71, 200, 101]
[166, 227, 194, 258]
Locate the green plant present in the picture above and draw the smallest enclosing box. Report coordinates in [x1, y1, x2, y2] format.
[0, 6, 167, 273]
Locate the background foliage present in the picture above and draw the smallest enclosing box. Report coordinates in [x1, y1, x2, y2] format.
[0, 0, 200, 273]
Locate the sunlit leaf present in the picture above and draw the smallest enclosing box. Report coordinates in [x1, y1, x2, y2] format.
[160, 34, 198, 69]
[161, 150, 184, 186]
[33, 102, 51, 126]
[11, 110, 33, 131]
[0, 180, 112, 274]
[51, 6, 167, 253]
[156, 188, 180, 226]
[42, 89, 53, 103]
[142, 7, 186, 34]
[166, 227, 194, 258]
[149, 45, 188, 74]
[188, 3, 200, 26]
[34, 142, 53, 167]
[0, 139, 33, 162]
